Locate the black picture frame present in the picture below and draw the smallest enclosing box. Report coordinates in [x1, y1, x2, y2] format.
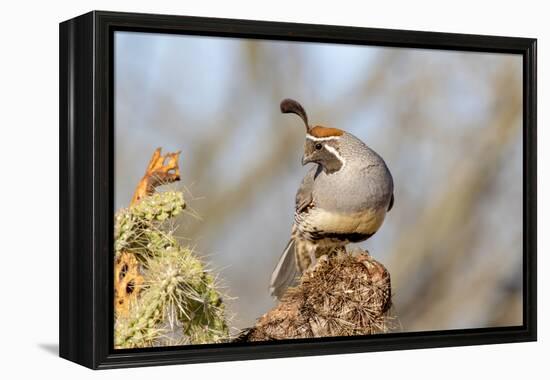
[59, 10, 537, 369]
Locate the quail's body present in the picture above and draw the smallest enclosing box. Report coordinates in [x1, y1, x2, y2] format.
[297, 133, 392, 240]
[270, 99, 394, 299]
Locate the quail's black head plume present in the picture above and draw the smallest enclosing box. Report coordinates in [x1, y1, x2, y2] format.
[280, 98, 310, 132]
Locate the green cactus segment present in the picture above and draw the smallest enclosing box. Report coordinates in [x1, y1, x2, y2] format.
[115, 191, 185, 261]
[114, 191, 229, 348]
[114, 278, 167, 348]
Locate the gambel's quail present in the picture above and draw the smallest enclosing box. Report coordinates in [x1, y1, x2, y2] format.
[270, 99, 394, 299]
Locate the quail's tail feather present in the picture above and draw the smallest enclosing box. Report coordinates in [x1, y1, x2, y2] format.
[270, 239, 298, 299]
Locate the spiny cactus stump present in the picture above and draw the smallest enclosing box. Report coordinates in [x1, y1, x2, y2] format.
[238, 251, 393, 341]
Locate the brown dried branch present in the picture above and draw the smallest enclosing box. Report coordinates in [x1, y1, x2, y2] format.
[131, 147, 181, 206]
[237, 251, 393, 342]
[114, 252, 144, 317]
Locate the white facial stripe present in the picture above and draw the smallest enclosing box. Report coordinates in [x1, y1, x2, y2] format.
[306, 134, 341, 141]
[323, 144, 346, 168]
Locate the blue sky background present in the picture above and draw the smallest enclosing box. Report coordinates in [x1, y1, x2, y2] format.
[115, 31, 523, 334]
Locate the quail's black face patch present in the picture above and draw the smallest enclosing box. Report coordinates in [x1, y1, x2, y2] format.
[303, 138, 344, 174]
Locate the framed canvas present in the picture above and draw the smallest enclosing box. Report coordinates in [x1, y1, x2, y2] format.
[59, 11, 537, 369]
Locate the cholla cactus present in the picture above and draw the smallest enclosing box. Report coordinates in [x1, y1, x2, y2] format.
[114, 191, 185, 261]
[114, 190, 229, 349]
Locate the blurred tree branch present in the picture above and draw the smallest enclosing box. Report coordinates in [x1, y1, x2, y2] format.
[387, 62, 522, 329]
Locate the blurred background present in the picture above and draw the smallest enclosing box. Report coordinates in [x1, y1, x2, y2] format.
[114, 31, 523, 334]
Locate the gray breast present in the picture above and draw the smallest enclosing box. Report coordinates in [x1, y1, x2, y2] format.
[312, 137, 393, 214]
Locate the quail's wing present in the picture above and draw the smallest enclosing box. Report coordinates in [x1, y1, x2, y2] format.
[295, 165, 319, 213]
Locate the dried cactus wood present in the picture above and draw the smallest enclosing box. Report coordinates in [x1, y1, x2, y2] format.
[238, 251, 392, 341]
[115, 252, 144, 317]
[131, 147, 181, 205]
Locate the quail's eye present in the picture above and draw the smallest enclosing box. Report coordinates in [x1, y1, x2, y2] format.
[315, 143, 322, 150]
